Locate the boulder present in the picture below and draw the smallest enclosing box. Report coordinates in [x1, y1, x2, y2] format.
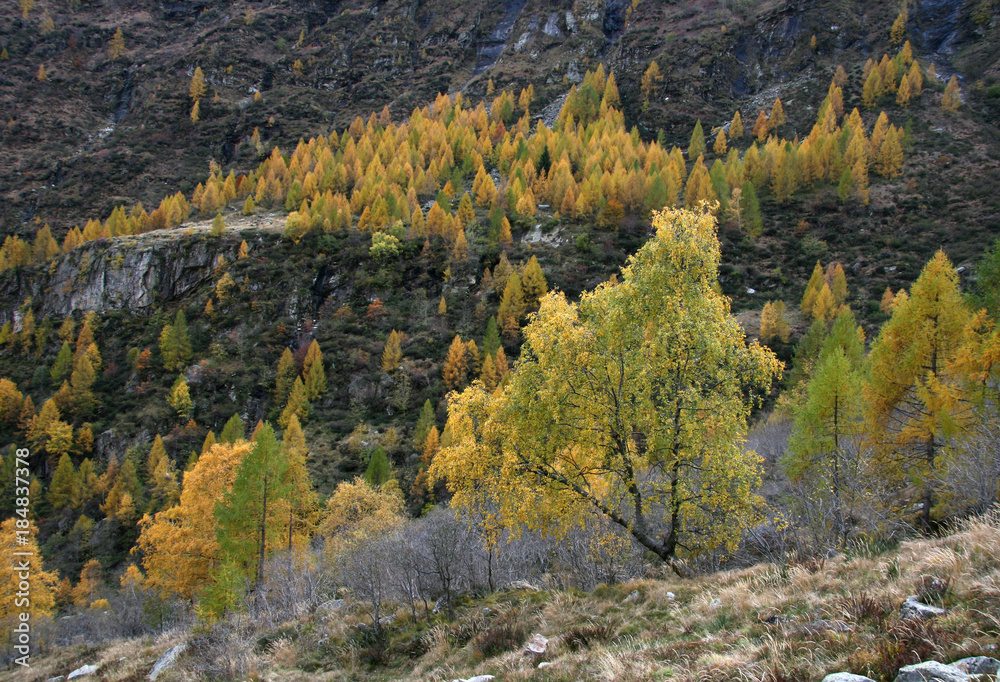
[894, 661, 970, 682]
[67, 665, 98, 679]
[949, 657, 1000, 675]
[900, 596, 947, 620]
[149, 644, 186, 681]
[524, 633, 548, 655]
[822, 674, 876, 682]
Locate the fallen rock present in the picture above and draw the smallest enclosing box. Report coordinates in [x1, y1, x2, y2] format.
[623, 590, 640, 604]
[950, 657, 1000, 675]
[67, 665, 98, 679]
[894, 661, 970, 682]
[509, 580, 542, 592]
[452, 677, 495, 682]
[538, 661, 554, 669]
[45, 677, 66, 682]
[900, 596, 947, 620]
[666, 591, 676, 601]
[149, 644, 186, 681]
[822, 674, 876, 682]
[524, 633, 548, 655]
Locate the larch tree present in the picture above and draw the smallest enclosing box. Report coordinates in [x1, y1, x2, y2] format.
[769, 97, 786, 131]
[137, 440, 253, 598]
[752, 110, 769, 142]
[159, 309, 192, 371]
[864, 250, 974, 531]
[785, 307, 867, 549]
[497, 273, 526, 340]
[48, 453, 78, 511]
[302, 340, 327, 400]
[730, 111, 744, 139]
[741, 181, 763, 240]
[640, 61, 662, 111]
[0, 518, 57, 640]
[108, 27, 125, 61]
[688, 119, 706, 160]
[279, 377, 309, 428]
[713, 129, 727, 156]
[520, 255, 548, 309]
[891, 7, 908, 45]
[50, 341, 73, 386]
[442, 335, 469, 391]
[169, 374, 193, 421]
[190, 66, 207, 102]
[431, 206, 781, 576]
[381, 330, 403, 372]
[220, 413, 245, 444]
[214, 423, 289, 589]
[273, 347, 297, 406]
[413, 399, 436, 451]
[941, 75, 961, 111]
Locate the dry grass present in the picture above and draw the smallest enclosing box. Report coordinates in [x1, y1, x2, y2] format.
[15, 510, 1000, 681]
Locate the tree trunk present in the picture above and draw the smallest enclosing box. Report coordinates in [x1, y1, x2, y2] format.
[257, 474, 268, 588]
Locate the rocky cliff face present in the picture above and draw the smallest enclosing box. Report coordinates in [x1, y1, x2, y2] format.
[0, 231, 245, 322]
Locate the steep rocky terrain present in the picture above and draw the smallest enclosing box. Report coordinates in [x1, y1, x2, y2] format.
[2, 0, 999, 236]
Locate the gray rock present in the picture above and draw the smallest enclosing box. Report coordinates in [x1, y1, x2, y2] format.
[524, 633, 548, 655]
[623, 590, 640, 604]
[538, 661, 554, 668]
[45, 677, 66, 682]
[452, 677, 495, 682]
[950, 657, 1000, 675]
[508, 580, 541, 592]
[900, 596, 947, 620]
[894, 661, 971, 682]
[317, 598, 344, 613]
[67, 665, 98, 680]
[149, 644, 186, 681]
[822, 674, 876, 682]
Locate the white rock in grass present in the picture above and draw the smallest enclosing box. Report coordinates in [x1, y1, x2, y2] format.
[900, 595, 946, 620]
[524, 633, 548, 655]
[149, 644, 187, 681]
[893, 660, 970, 682]
[950, 657, 1000, 675]
[67, 665, 98, 679]
[821, 674, 876, 682]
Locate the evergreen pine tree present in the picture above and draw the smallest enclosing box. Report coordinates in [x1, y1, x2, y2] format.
[363, 446, 391, 487]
